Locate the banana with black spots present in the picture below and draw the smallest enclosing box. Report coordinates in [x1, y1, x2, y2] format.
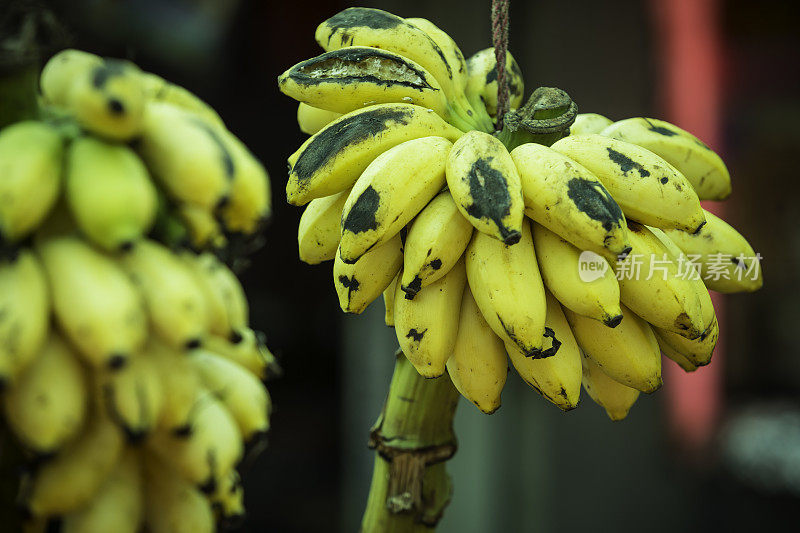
[297, 189, 350, 264]
[654, 317, 718, 367]
[581, 353, 640, 420]
[334, 232, 403, 314]
[465, 48, 524, 119]
[656, 335, 699, 372]
[203, 328, 276, 381]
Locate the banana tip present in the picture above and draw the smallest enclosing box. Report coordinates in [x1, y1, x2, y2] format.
[107, 353, 128, 371]
[604, 314, 623, 328]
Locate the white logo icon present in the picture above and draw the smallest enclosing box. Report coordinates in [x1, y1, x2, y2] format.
[578, 251, 608, 282]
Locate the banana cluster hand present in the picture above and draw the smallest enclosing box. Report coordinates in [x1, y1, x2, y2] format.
[0, 49, 277, 531]
[283, 8, 762, 420]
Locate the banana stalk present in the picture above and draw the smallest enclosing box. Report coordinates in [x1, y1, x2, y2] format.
[361, 352, 460, 533]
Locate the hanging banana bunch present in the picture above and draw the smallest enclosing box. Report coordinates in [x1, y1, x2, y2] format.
[281, 7, 761, 419]
[0, 48, 276, 531]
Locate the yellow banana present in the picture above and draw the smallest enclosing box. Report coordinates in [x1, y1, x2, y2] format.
[383, 272, 399, 327]
[287, 103, 462, 205]
[581, 353, 640, 420]
[334, 232, 403, 314]
[66, 136, 158, 251]
[654, 317, 718, 367]
[465, 48, 524, 119]
[446, 285, 508, 414]
[203, 328, 274, 381]
[143, 453, 215, 533]
[139, 71, 224, 128]
[338, 136, 452, 263]
[147, 339, 201, 436]
[176, 203, 225, 251]
[394, 258, 466, 378]
[509, 142, 630, 260]
[209, 469, 245, 527]
[0, 120, 63, 242]
[656, 335, 699, 372]
[446, 130, 524, 244]
[297, 102, 342, 135]
[570, 113, 613, 135]
[297, 188, 350, 264]
[551, 134, 706, 232]
[400, 191, 473, 298]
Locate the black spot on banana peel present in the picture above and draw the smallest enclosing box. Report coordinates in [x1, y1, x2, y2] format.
[342, 185, 380, 235]
[406, 328, 426, 342]
[464, 158, 521, 245]
[525, 327, 560, 359]
[401, 275, 422, 299]
[91, 60, 127, 89]
[606, 147, 650, 178]
[566, 177, 625, 232]
[643, 119, 679, 137]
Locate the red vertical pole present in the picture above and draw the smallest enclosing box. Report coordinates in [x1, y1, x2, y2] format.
[651, 0, 725, 452]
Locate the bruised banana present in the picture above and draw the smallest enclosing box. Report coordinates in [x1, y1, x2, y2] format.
[446, 130, 524, 244]
[551, 134, 706, 232]
[395, 258, 466, 378]
[0, 120, 63, 243]
[334, 232, 403, 314]
[144, 454, 215, 533]
[446, 285, 508, 414]
[601, 117, 731, 200]
[665, 209, 762, 293]
[400, 191, 473, 298]
[465, 222, 549, 357]
[297, 102, 342, 135]
[465, 48, 524, 118]
[287, 103, 461, 205]
[532, 222, 622, 327]
[570, 113, 613, 135]
[66, 135, 158, 251]
[338, 136, 451, 263]
[297, 188, 350, 264]
[509, 142, 630, 260]
[581, 353, 640, 421]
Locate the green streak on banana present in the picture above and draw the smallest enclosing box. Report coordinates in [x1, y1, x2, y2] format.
[144, 454, 215, 533]
[665, 209, 762, 293]
[297, 102, 342, 135]
[25, 410, 124, 516]
[565, 304, 662, 393]
[139, 71, 224, 128]
[40, 49, 145, 141]
[465, 221, 548, 357]
[446, 131, 524, 244]
[465, 48, 524, 121]
[655, 318, 718, 367]
[209, 470, 245, 526]
[551, 134, 706, 232]
[190, 349, 271, 441]
[66, 136, 158, 251]
[446, 285, 507, 414]
[137, 101, 233, 210]
[204, 328, 275, 381]
[656, 335, 699, 372]
[38, 236, 147, 370]
[297, 188, 350, 264]
[279, 47, 450, 117]
[617, 222, 707, 340]
[394, 258, 466, 378]
[0, 121, 63, 242]
[61, 449, 144, 533]
[570, 113, 613, 135]
[119, 239, 209, 350]
[4, 332, 87, 455]
[601, 117, 731, 200]
[0, 250, 50, 385]
[581, 353, 640, 420]
[506, 290, 582, 411]
[147, 338, 201, 435]
[400, 191, 473, 298]
[510, 142, 630, 260]
[334, 232, 403, 314]
[338, 136, 451, 264]
[383, 272, 399, 327]
[287, 103, 462, 205]
[532, 222, 622, 327]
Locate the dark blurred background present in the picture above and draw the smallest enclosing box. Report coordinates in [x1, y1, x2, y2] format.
[25, 0, 800, 531]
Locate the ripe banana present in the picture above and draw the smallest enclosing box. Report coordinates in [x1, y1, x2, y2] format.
[119, 239, 208, 350]
[581, 353, 640, 420]
[570, 113, 613, 135]
[177, 203, 225, 250]
[216, 128, 271, 235]
[144, 454, 215, 533]
[4, 332, 87, 455]
[509, 142, 630, 260]
[506, 290, 582, 411]
[551, 134, 706, 232]
[297, 188, 350, 264]
[664, 209, 762, 293]
[334, 232, 403, 314]
[654, 317, 718, 367]
[147, 338, 201, 436]
[0, 120, 63, 243]
[38, 236, 147, 370]
[565, 304, 662, 393]
[66, 135, 158, 251]
[297, 102, 342, 135]
[601, 117, 731, 200]
[139, 71, 224, 128]
[383, 272, 399, 327]
[465, 222, 549, 357]
[656, 335, 699, 372]
[400, 191, 473, 298]
[394, 258, 466, 378]
[532, 222, 622, 326]
[209, 469, 245, 526]
[0, 250, 50, 385]
[446, 130, 524, 244]
[465, 48, 524, 118]
[287, 103, 462, 205]
[203, 328, 275, 381]
[338, 136, 452, 263]
[446, 285, 508, 414]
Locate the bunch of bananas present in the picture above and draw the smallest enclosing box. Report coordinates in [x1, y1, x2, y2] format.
[282, 7, 762, 420]
[0, 49, 275, 531]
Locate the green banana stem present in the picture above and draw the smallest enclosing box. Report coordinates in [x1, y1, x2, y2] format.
[495, 86, 578, 150]
[361, 352, 461, 533]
